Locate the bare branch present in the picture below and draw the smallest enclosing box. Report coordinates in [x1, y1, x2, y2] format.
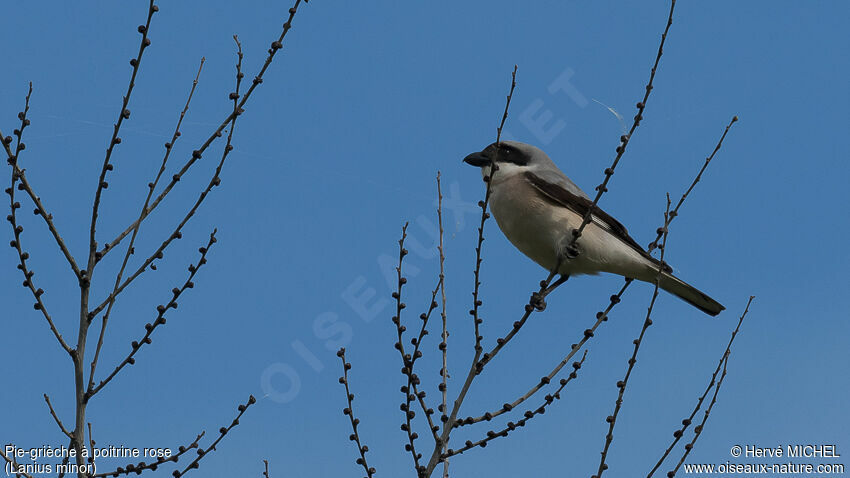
[647, 115, 738, 253]
[423, 65, 518, 477]
[44, 393, 73, 440]
[100, 0, 308, 258]
[407, 275, 443, 442]
[172, 395, 256, 477]
[1, 85, 82, 279]
[0, 446, 35, 478]
[89, 37, 244, 319]
[648, 296, 754, 477]
[470, 65, 518, 353]
[87, 230, 218, 399]
[5, 84, 73, 355]
[337, 348, 377, 478]
[88, 0, 158, 268]
[436, 172, 449, 478]
[597, 195, 672, 477]
[390, 223, 426, 473]
[475, 272, 566, 374]
[55, 437, 74, 478]
[568, 0, 677, 254]
[86, 423, 95, 469]
[87, 58, 206, 393]
[442, 351, 588, 460]
[456, 282, 630, 429]
[92, 432, 205, 477]
[97, 434, 203, 477]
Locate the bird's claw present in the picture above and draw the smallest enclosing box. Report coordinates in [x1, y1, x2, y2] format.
[530, 292, 547, 311]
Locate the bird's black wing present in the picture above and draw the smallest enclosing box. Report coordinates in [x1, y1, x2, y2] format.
[524, 171, 670, 272]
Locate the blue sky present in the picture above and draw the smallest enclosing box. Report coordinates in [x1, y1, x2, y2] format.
[1, 1, 848, 477]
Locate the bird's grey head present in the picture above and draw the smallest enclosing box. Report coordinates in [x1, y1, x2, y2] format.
[462, 140, 589, 199]
[462, 140, 554, 171]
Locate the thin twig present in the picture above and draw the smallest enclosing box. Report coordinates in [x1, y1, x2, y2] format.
[436, 172, 449, 478]
[56, 437, 73, 478]
[668, 357, 727, 476]
[89, 37, 244, 318]
[648, 296, 754, 477]
[0, 447, 35, 478]
[456, 282, 630, 428]
[44, 393, 73, 439]
[442, 351, 588, 459]
[1, 84, 82, 280]
[87, 423, 95, 467]
[391, 224, 425, 474]
[88, 0, 157, 267]
[172, 395, 256, 477]
[87, 58, 206, 395]
[99, 0, 307, 259]
[647, 115, 738, 253]
[568, 0, 677, 253]
[470, 65, 518, 353]
[262, 460, 270, 478]
[596, 195, 672, 477]
[407, 275, 443, 441]
[475, 273, 565, 373]
[423, 65, 518, 477]
[4, 84, 73, 355]
[87, 230, 217, 398]
[337, 348, 377, 478]
[92, 432, 204, 477]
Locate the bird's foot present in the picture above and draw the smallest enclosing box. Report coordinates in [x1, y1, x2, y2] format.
[530, 292, 547, 311]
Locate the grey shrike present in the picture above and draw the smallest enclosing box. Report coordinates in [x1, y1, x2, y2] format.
[463, 140, 724, 316]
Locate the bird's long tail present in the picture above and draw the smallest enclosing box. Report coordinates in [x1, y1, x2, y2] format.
[656, 271, 724, 317]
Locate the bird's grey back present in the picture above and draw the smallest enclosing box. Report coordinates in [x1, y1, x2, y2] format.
[503, 141, 590, 200]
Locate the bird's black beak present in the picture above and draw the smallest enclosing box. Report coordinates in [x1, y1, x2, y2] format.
[463, 151, 491, 167]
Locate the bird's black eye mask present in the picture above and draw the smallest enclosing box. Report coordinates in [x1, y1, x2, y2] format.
[491, 142, 528, 166]
[463, 142, 529, 168]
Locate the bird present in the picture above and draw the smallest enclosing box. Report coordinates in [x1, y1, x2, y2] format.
[463, 140, 724, 316]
